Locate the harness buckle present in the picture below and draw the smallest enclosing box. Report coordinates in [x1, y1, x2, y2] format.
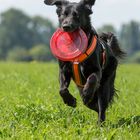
[73, 61, 79, 65]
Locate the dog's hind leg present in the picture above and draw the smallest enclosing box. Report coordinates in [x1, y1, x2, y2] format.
[97, 56, 118, 123]
[97, 86, 109, 124]
[59, 61, 76, 107]
[98, 70, 117, 124]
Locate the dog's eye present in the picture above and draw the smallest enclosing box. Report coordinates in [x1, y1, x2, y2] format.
[65, 12, 69, 16]
[62, 11, 69, 16]
[73, 12, 79, 18]
[56, 7, 62, 17]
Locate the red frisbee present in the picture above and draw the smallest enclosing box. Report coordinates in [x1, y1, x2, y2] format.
[50, 28, 88, 61]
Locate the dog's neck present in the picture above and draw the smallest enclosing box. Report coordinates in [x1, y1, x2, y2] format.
[81, 19, 92, 34]
[81, 23, 98, 47]
[80, 17, 98, 37]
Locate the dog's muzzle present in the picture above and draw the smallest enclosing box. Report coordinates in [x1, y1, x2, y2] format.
[62, 24, 72, 31]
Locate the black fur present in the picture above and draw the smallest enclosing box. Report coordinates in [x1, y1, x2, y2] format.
[44, 0, 125, 123]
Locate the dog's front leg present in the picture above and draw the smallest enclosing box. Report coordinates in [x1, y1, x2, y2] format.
[82, 71, 101, 105]
[59, 61, 76, 107]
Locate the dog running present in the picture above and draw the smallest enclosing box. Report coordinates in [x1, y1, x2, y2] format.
[44, 0, 125, 123]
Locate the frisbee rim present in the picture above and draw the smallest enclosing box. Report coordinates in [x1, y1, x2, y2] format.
[50, 28, 88, 61]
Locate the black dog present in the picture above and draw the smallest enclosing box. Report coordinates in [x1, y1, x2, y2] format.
[44, 0, 125, 123]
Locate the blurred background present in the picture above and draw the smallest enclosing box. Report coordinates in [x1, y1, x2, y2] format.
[0, 0, 140, 63]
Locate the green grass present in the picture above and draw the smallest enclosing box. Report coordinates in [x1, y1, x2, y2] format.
[0, 62, 139, 140]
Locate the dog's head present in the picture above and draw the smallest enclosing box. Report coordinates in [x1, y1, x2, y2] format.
[44, 0, 96, 32]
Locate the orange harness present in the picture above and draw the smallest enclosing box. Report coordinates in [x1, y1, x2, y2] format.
[72, 36, 106, 87]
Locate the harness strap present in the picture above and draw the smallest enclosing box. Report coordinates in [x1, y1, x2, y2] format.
[72, 36, 97, 87]
[73, 62, 82, 87]
[100, 41, 106, 69]
[73, 36, 97, 63]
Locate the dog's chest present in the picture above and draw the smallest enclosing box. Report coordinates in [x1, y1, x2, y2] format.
[71, 41, 108, 87]
[71, 59, 96, 87]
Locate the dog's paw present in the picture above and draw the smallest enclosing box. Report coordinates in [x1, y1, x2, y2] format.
[82, 84, 95, 105]
[66, 96, 77, 107]
[82, 89, 92, 104]
[60, 89, 77, 108]
[82, 93, 93, 106]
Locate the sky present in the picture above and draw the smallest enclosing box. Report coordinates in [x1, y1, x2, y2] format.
[0, 0, 140, 29]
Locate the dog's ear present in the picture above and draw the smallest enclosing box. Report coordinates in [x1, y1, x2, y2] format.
[79, 0, 96, 14]
[44, 0, 54, 5]
[81, 0, 96, 8]
[44, 0, 68, 7]
[83, 0, 96, 8]
[84, 0, 96, 6]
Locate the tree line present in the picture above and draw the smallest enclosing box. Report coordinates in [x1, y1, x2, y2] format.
[0, 8, 55, 61]
[0, 8, 140, 62]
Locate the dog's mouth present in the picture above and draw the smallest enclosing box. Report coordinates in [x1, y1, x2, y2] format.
[62, 24, 78, 32]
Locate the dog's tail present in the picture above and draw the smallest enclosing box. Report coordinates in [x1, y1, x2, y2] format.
[99, 32, 126, 59]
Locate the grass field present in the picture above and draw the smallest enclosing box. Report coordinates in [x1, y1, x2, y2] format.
[0, 62, 139, 140]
